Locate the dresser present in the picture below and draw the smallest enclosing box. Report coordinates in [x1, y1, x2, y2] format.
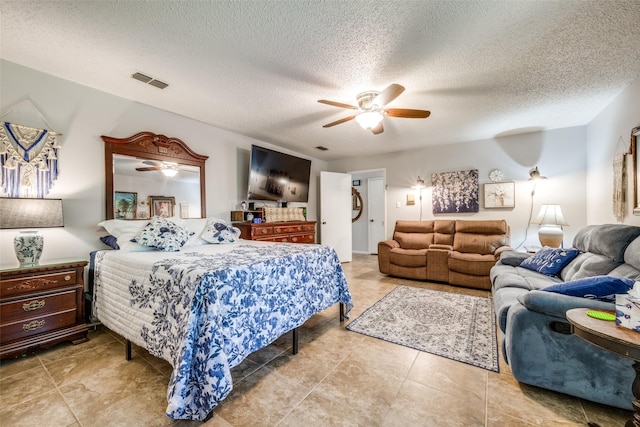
[0, 260, 89, 359]
[234, 221, 316, 243]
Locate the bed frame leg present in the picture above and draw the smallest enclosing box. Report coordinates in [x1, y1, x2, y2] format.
[292, 328, 298, 355]
[126, 339, 132, 361]
[339, 303, 345, 323]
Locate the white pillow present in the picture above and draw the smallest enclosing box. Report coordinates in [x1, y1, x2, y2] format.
[98, 219, 154, 252]
[182, 218, 209, 246]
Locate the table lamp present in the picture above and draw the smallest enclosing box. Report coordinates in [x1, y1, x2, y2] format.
[532, 204, 568, 248]
[0, 197, 64, 266]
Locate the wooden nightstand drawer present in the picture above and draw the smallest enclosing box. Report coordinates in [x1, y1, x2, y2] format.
[302, 224, 315, 232]
[1, 289, 77, 324]
[1, 309, 77, 344]
[1, 270, 77, 298]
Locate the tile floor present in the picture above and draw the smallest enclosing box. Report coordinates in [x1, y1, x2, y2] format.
[0, 254, 633, 426]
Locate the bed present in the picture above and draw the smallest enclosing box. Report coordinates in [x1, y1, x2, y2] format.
[91, 238, 352, 421]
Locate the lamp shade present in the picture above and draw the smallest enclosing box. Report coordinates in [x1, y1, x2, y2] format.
[0, 198, 64, 229]
[532, 204, 568, 226]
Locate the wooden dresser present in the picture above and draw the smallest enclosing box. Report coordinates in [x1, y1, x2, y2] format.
[234, 221, 316, 243]
[0, 260, 89, 359]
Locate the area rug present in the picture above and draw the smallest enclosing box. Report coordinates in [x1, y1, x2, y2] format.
[346, 286, 499, 372]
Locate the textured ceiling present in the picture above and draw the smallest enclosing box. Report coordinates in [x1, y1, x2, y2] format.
[1, 1, 640, 161]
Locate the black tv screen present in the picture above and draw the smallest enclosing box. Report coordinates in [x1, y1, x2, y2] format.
[247, 145, 311, 202]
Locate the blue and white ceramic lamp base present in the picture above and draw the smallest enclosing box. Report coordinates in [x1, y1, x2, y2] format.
[14, 231, 44, 266]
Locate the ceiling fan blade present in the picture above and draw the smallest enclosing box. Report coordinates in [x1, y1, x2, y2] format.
[385, 108, 431, 119]
[370, 122, 384, 135]
[322, 115, 356, 128]
[374, 84, 405, 107]
[318, 100, 357, 110]
[136, 166, 161, 172]
[142, 160, 161, 166]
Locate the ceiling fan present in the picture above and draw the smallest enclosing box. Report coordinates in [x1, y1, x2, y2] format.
[135, 160, 196, 177]
[318, 84, 430, 135]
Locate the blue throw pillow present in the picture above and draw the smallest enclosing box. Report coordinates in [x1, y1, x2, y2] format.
[100, 234, 120, 250]
[519, 247, 580, 276]
[543, 275, 634, 302]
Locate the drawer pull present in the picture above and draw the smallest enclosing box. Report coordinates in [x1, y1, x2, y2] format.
[23, 300, 46, 311]
[64, 275, 71, 281]
[292, 237, 298, 242]
[261, 229, 268, 234]
[22, 320, 46, 331]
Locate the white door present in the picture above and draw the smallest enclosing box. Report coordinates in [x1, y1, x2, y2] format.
[367, 177, 385, 254]
[320, 171, 352, 262]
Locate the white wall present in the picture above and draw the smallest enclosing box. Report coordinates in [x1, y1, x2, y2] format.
[329, 126, 588, 249]
[0, 60, 326, 265]
[586, 76, 640, 226]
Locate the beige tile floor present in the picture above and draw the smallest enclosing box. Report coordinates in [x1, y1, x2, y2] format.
[0, 254, 633, 426]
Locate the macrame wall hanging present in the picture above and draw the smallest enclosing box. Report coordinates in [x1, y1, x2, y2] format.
[612, 136, 628, 223]
[0, 98, 62, 198]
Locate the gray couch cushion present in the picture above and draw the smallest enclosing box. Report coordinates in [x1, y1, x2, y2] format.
[559, 252, 620, 282]
[624, 236, 640, 271]
[573, 224, 640, 262]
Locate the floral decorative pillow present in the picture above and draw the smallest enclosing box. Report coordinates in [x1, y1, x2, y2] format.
[200, 219, 241, 244]
[131, 216, 193, 252]
[519, 247, 580, 276]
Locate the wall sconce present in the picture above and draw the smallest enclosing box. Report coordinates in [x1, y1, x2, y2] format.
[532, 204, 569, 248]
[0, 197, 64, 266]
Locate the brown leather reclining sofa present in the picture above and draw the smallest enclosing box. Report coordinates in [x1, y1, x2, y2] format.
[378, 219, 511, 289]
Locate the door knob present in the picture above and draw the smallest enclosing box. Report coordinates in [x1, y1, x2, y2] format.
[322, 221, 327, 224]
[370, 219, 374, 222]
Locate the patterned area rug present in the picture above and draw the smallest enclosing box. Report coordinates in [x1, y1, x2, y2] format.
[347, 286, 499, 372]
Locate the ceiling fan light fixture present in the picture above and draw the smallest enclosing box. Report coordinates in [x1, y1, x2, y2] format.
[355, 111, 383, 130]
[162, 166, 179, 177]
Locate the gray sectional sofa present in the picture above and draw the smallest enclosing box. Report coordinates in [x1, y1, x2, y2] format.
[490, 224, 640, 410]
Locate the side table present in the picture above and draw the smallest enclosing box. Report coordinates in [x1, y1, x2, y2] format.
[566, 308, 640, 427]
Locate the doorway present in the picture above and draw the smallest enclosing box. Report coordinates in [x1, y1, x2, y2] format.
[350, 169, 386, 254]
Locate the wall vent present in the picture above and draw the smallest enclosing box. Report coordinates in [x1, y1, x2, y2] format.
[315, 146, 329, 151]
[131, 72, 169, 89]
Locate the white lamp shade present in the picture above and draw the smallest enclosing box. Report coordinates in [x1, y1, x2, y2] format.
[532, 204, 568, 226]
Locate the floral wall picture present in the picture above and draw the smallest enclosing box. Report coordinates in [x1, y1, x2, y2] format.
[431, 169, 479, 213]
[484, 182, 515, 208]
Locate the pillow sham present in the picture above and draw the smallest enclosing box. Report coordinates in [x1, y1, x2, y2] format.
[200, 219, 241, 244]
[543, 275, 634, 302]
[131, 216, 193, 252]
[519, 247, 580, 276]
[98, 219, 155, 252]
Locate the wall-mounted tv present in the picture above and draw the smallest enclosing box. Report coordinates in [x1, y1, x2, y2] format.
[247, 145, 311, 203]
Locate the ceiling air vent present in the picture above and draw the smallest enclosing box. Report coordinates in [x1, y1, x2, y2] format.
[148, 79, 168, 89]
[315, 146, 329, 151]
[131, 72, 169, 89]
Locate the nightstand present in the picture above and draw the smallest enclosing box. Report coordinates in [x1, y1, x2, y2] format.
[0, 260, 89, 359]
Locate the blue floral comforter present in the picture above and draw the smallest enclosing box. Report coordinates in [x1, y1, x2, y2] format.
[92, 241, 352, 420]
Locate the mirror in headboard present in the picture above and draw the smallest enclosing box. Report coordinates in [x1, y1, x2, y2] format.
[102, 132, 208, 220]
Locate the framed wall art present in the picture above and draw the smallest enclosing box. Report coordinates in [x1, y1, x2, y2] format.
[114, 191, 137, 219]
[484, 182, 515, 209]
[149, 196, 175, 218]
[431, 169, 479, 214]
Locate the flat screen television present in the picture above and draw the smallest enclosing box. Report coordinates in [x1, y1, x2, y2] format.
[247, 145, 311, 203]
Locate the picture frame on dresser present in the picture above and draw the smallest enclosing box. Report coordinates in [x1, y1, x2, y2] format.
[149, 196, 175, 218]
[114, 191, 137, 219]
